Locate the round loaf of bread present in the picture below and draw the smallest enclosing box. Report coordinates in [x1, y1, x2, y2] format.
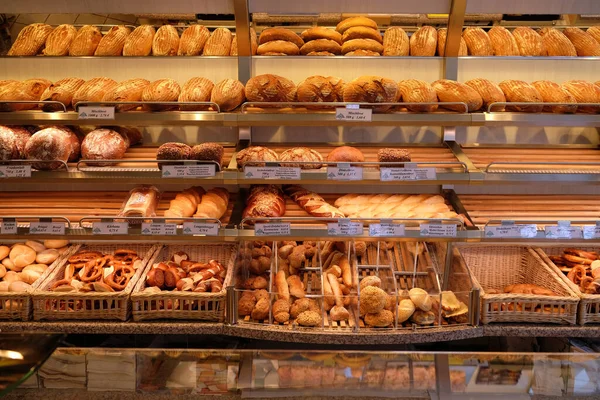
[336, 17, 378, 34]
[123, 25, 155, 56]
[562, 80, 600, 113]
[114, 126, 143, 146]
[300, 39, 341, 55]
[25, 127, 73, 170]
[410, 26, 437, 56]
[51, 126, 80, 161]
[342, 26, 382, 43]
[259, 28, 304, 48]
[142, 79, 181, 111]
[81, 128, 128, 166]
[71, 77, 117, 108]
[0, 127, 18, 161]
[343, 76, 400, 112]
[383, 27, 409, 56]
[301, 27, 342, 44]
[69, 25, 102, 56]
[102, 78, 150, 111]
[345, 49, 380, 56]
[307, 51, 335, 56]
[531, 80, 577, 113]
[152, 25, 180, 56]
[40, 77, 86, 111]
[432, 79, 483, 112]
[498, 80, 543, 113]
[178, 77, 214, 111]
[465, 78, 506, 112]
[326, 146, 365, 163]
[280, 147, 323, 169]
[211, 79, 245, 112]
[235, 146, 278, 170]
[341, 38, 383, 54]
[257, 40, 299, 55]
[397, 79, 438, 112]
[245, 74, 297, 103]
[95, 25, 131, 56]
[190, 143, 225, 168]
[43, 24, 77, 56]
[178, 25, 210, 56]
[156, 142, 191, 168]
[297, 76, 345, 108]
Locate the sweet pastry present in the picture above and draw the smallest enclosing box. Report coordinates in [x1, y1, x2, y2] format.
[280, 147, 323, 169]
[235, 146, 278, 170]
[326, 146, 365, 163]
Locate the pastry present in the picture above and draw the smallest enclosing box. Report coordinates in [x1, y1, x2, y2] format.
[280, 147, 323, 169]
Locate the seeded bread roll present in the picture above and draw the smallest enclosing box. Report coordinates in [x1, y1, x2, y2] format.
[345, 50, 380, 56]
[152, 25, 180, 56]
[437, 28, 468, 56]
[342, 76, 400, 112]
[69, 25, 102, 56]
[410, 26, 437, 56]
[236, 146, 279, 170]
[512, 27, 546, 56]
[43, 24, 77, 56]
[141, 79, 181, 111]
[156, 142, 191, 168]
[301, 27, 342, 44]
[123, 25, 155, 56]
[300, 39, 341, 55]
[383, 27, 409, 56]
[95, 25, 131, 56]
[190, 143, 224, 168]
[464, 78, 506, 112]
[245, 74, 297, 103]
[178, 25, 210, 56]
[462, 27, 494, 56]
[297, 76, 345, 108]
[178, 77, 214, 111]
[102, 78, 150, 111]
[257, 40, 299, 55]
[397, 79, 438, 112]
[432, 79, 483, 112]
[326, 146, 365, 163]
[342, 26, 382, 43]
[498, 80, 544, 113]
[210, 79, 245, 112]
[259, 27, 304, 48]
[487, 26, 520, 56]
[378, 148, 411, 167]
[203, 27, 233, 56]
[336, 17, 378, 34]
[280, 147, 323, 169]
[531, 80, 577, 113]
[341, 38, 383, 54]
[81, 128, 129, 166]
[538, 28, 576, 57]
[8, 23, 53, 56]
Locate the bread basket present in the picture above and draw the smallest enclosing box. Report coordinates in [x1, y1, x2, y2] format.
[131, 244, 237, 321]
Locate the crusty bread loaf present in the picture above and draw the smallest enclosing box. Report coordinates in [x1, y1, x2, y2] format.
[327, 146, 365, 162]
[307, 51, 336, 56]
[341, 38, 383, 54]
[297, 76, 345, 108]
[95, 25, 130, 56]
[280, 147, 323, 169]
[114, 126, 142, 146]
[141, 79, 181, 111]
[43, 24, 77, 56]
[230, 35, 238, 56]
[436, 28, 468, 56]
[487, 26, 519, 56]
[71, 77, 117, 108]
[25, 127, 74, 170]
[236, 146, 279, 170]
[562, 80, 600, 113]
[531, 80, 577, 113]
[245, 74, 297, 103]
[211, 79, 245, 111]
[102, 78, 150, 111]
[462, 27, 493, 56]
[431, 79, 483, 112]
[203, 28, 233, 56]
[345, 49, 380, 56]
[343, 76, 400, 112]
[0, 79, 52, 111]
[259, 27, 304, 48]
[8, 23, 53, 56]
[0, 126, 19, 161]
[498, 80, 543, 112]
[123, 25, 155, 56]
[342, 26, 382, 43]
[383, 27, 409, 56]
[512, 27, 545, 56]
[40, 77, 85, 111]
[410, 26, 437, 56]
[152, 25, 180, 56]
[397, 79, 438, 112]
[300, 39, 341, 55]
[257, 40, 299, 55]
[178, 77, 214, 111]
[464, 78, 505, 111]
[52, 126, 81, 161]
[336, 17, 378, 34]
[69, 25, 102, 56]
[563, 28, 600, 56]
[81, 128, 129, 166]
[588, 26, 600, 45]
[301, 27, 342, 44]
[190, 143, 224, 167]
[538, 28, 576, 56]
[178, 25, 210, 56]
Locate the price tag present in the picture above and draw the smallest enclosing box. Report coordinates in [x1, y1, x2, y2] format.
[92, 222, 128, 235]
[380, 166, 437, 181]
[244, 166, 301, 180]
[327, 164, 363, 181]
[584, 222, 600, 239]
[335, 105, 372, 122]
[254, 223, 291, 236]
[369, 222, 406, 237]
[485, 222, 538, 239]
[162, 165, 216, 178]
[328, 219, 363, 236]
[545, 221, 583, 239]
[141, 222, 177, 236]
[419, 223, 457, 237]
[182, 222, 219, 236]
[78, 106, 115, 119]
[29, 222, 65, 235]
[0, 165, 31, 178]
[0, 219, 17, 234]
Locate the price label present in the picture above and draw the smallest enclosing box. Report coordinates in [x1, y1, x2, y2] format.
[369, 222, 406, 237]
[141, 223, 177, 236]
[0, 220, 17, 234]
[380, 167, 437, 181]
[545, 221, 583, 239]
[485, 223, 538, 239]
[162, 165, 216, 178]
[335, 105, 372, 122]
[78, 106, 115, 119]
[29, 222, 65, 235]
[92, 222, 128, 235]
[254, 223, 291, 236]
[328, 220, 363, 236]
[327, 165, 363, 181]
[419, 223, 457, 237]
[244, 166, 301, 180]
[584, 223, 600, 240]
[0, 165, 31, 178]
[182, 222, 219, 236]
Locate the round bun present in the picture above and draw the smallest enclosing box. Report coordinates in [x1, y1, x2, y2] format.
[326, 146, 365, 163]
[258, 28, 304, 48]
[280, 147, 323, 169]
[81, 128, 129, 166]
[300, 39, 341, 55]
[301, 27, 342, 44]
[336, 17, 378, 34]
[156, 142, 192, 167]
[341, 38, 383, 54]
[190, 143, 225, 168]
[235, 146, 278, 170]
[342, 26, 382, 43]
[9, 244, 37, 270]
[257, 40, 299, 55]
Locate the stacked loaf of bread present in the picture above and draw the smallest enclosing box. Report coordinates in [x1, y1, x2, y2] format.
[257, 27, 304, 56]
[337, 17, 383, 56]
[300, 27, 342, 56]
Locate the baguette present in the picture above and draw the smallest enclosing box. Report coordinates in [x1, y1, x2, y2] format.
[327, 273, 344, 307]
[287, 275, 305, 298]
[339, 257, 352, 288]
[276, 270, 290, 301]
[323, 271, 335, 309]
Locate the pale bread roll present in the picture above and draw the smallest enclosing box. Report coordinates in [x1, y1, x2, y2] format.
[464, 78, 506, 112]
[383, 27, 409, 56]
[152, 25, 180, 56]
[123, 25, 155, 56]
[531, 80, 577, 113]
[462, 27, 493, 56]
[203, 27, 233, 56]
[410, 26, 437, 56]
[69, 25, 102, 56]
[43, 24, 77, 56]
[178, 25, 210, 56]
[95, 25, 131, 56]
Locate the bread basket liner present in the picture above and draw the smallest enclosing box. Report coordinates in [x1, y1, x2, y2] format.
[457, 245, 579, 325]
[0, 244, 81, 320]
[131, 244, 237, 322]
[32, 244, 160, 321]
[535, 247, 600, 325]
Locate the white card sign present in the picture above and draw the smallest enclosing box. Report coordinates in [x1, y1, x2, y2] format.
[141, 223, 177, 236]
[419, 223, 457, 237]
[335, 105, 372, 122]
[584, 223, 600, 240]
[485, 223, 538, 239]
[380, 167, 437, 181]
[0, 165, 31, 178]
[78, 106, 115, 119]
[369, 222, 406, 237]
[244, 166, 301, 180]
[545, 221, 582, 239]
[182, 222, 219, 236]
[92, 222, 128, 235]
[162, 165, 216, 178]
[254, 223, 290, 236]
[29, 222, 65, 235]
[327, 165, 363, 181]
[0, 219, 17, 234]
[328, 220, 363, 236]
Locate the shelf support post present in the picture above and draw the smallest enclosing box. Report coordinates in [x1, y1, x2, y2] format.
[443, 0, 467, 80]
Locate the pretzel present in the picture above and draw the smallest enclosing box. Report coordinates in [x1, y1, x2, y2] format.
[564, 248, 598, 260]
[51, 279, 72, 290]
[564, 254, 593, 265]
[80, 264, 103, 282]
[567, 265, 587, 285]
[188, 262, 209, 274]
[105, 272, 128, 291]
[114, 249, 138, 257]
[68, 251, 103, 263]
[580, 276, 594, 291]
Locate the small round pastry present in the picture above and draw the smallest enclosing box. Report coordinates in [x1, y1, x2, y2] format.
[258, 27, 304, 48]
[290, 298, 320, 319]
[341, 38, 383, 54]
[409, 288, 432, 311]
[410, 310, 436, 325]
[299, 39, 342, 55]
[330, 305, 350, 321]
[235, 146, 278, 170]
[9, 244, 37, 270]
[156, 142, 192, 169]
[326, 146, 365, 163]
[301, 27, 342, 44]
[342, 26, 383, 43]
[257, 40, 300, 55]
[81, 128, 129, 166]
[364, 310, 394, 327]
[336, 16, 378, 34]
[344, 49, 380, 56]
[306, 51, 335, 56]
[190, 142, 225, 169]
[280, 147, 323, 169]
[0, 245, 9, 260]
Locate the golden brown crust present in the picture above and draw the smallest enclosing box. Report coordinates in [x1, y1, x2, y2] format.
[257, 40, 300, 55]
[280, 147, 324, 169]
[562, 80, 600, 113]
[152, 25, 180, 56]
[297, 75, 345, 106]
[437, 28, 467, 56]
[341, 38, 383, 54]
[300, 39, 341, 55]
[306, 51, 335, 56]
[410, 26, 437, 56]
[301, 27, 342, 44]
[95, 25, 131, 56]
[342, 26, 382, 43]
[397, 79, 438, 112]
[71, 77, 118, 108]
[210, 78, 245, 112]
[203, 27, 233, 56]
[102, 78, 150, 111]
[69, 25, 102, 56]
[44, 24, 77, 56]
[431, 79, 483, 112]
[487, 26, 520, 56]
[539, 28, 577, 57]
[244, 74, 297, 103]
[141, 79, 181, 111]
[336, 17, 378, 34]
[564, 27, 600, 56]
[462, 27, 493, 56]
[464, 78, 506, 112]
[178, 25, 210, 56]
[342, 76, 399, 112]
[513, 27, 546, 56]
[259, 27, 304, 48]
[236, 146, 279, 170]
[178, 77, 214, 111]
[498, 80, 544, 112]
[383, 27, 409, 56]
[326, 146, 365, 163]
[123, 25, 155, 56]
[8, 23, 53, 56]
[345, 49, 380, 56]
[531, 80, 577, 113]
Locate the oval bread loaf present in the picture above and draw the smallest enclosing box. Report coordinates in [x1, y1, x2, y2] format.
[40, 77, 85, 111]
[563, 27, 600, 56]
[487, 26, 519, 56]
[69, 25, 102, 56]
[301, 27, 342, 44]
[336, 17, 378, 34]
[43, 24, 77, 56]
[210, 79, 245, 112]
[410, 26, 437, 56]
[343, 76, 400, 112]
[383, 27, 409, 56]
[141, 79, 181, 111]
[297, 76, 345, 109]
[203, 27, 233, 56]
[280, 147, 323, 169]
[245, 74, 297, 103]
[462, 27, 494, 56]
[562, 80, 600, 113]
[259, 27, 304, 48]
[81, 128, 129, 166]
[341, 38, 383, 54]
[71, 77, 117, 107]
[498, 80, 544, 112]
[178, 25, 210, 56]
[531, 80, 577, 113]
[300, 39, 341, 55]
[0, 79, 52, 111]
[538, 28, 576, 56]
[123, 25, 155, 56]
[95, 25, 131, 56]
[397, 79, 438, 112]
[236, 146, 279, 170]
[8, 23, 53, 56]
[52, 126, 81, 161]
[230, 35, 238, 56]
[25, 127, 75, 170]
[432, 79, 483, 112]
[512, 27, 545, 56]
[152, 25, 179, 56]
[257, 40, 299, 55]
[437, 28, 468, 56]
[101, 78, 150, 111]
[178, 77, 214, 111]
[588, 26, 600, 45]
[464, 78, 506, 111]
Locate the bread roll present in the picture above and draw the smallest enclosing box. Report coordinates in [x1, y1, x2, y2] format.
[383, 27, 409, 56]
[342, 26, 382, 43]
[178, 77, 214, 111]
[326, 146, 365, 163]
[69, 25, 102, 56]
[300, 39, 341, 55]
[345, 49, 380, 56]
[0, 127, 18, 161]
[25, 127, 74, 170]
[432, 79, 483, 112]
[203, 27, 232, 56]
[410, 26, 437, 56]
[437, 28, 467, 56]
[462, 27, 493, 56]
[95, 25, 131, 56]
[588, 26, 600, 45]
[531, 80, 577, 113]
[10, 244, 36, 270]
[81, 128, 129, 165]
[236, 146, 278, 170]
[280, 147, 323, 169]
[71, 77, 117, 108]
[194, 188, 229, 219]
[123, 25, 155, 56]
[487, 26, 519, 56]
[342, 38, 383, 54]
[563, 27, 600, 56]
[336, 17, 378, 34]
[562, 80, 600, 113]
[210, 79, 245, 111]
[538, 28, 576, 57]
[43, 24, 77, 56]
[0, 78, 52, 111]
[178, 25, 210, 56]
[141, 79, 181, 111]
[342, 76, 400, 112]
[301, 27, 342, 44]
[190, 143, 224, 168]
[512, 27, 545, 56]
[40, 77, 85, 111]
[397, 79, 438, 112]
[257, 40, 299, 55]
[152, 25, 179, 56]
[8, 23, 53, 56]
[102, 78, 150, 111]
[297, 76, 345, 107]
[245, 74, 296, 103]
[259, 27, 304, 48]
[464, 78, 506, 112]
[498, 80, 543, 112]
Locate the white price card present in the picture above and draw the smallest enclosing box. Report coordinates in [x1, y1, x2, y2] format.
[380, 167, 437, 181]
[78, 106, 115, 119]
[327, 165, 363, 181]
[162, 164, 216, 178]
[0, 165, 31, 178]
[92, 222, 128, 235]
[254, 223, 291, 236]
[419, 223, 457, 237]
[584, 222, 600, 239]
[29, 222, 65, 235]
[545, 221, 583, 239]
[182, 222, 219, 236]
[0, 220, 17, 234]
[328, 220, 363, 236]
[335, 105, 372, 122]
[244, 166, 301, 180]
[485, 223, 538, 239]
[369, 222, 406, 237]
[141, 223, 177, 236]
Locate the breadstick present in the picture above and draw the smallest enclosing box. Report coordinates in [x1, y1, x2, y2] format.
[327, 273, 344, 307]
[287, 274, 305, 298]
[275, 270, 290, 301]
[323, 272, 335, 309]
[339, 256, 352, 287]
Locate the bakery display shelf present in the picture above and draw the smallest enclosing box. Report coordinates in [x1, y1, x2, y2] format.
[473, 111, 600, 128]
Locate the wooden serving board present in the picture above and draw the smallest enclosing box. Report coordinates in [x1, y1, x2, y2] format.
[462, 147, 600, 171]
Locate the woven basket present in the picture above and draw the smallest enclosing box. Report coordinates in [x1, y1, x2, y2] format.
[458, 245, 579, 325]
[0, 244, 80, 320]
[535, 247, 600, 325]
[32, 244, 159, 321]
[131, 244, 237, 322]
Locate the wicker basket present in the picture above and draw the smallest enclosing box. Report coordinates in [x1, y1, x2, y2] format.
[458, 245, 579, 325]
[535, 247, 600, 325]
[131, 244, 237, 322]
[0, 244, 80, 320]
[32, 244, 159, 321]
